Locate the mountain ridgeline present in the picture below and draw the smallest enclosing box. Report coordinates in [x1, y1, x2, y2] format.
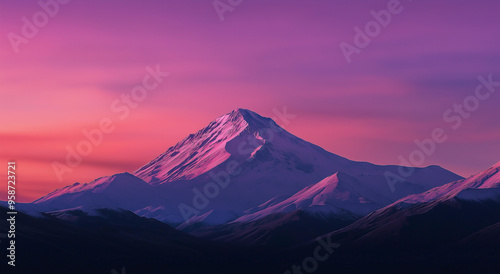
[5, 109, 499, 273]
[31, 109, 462, 228]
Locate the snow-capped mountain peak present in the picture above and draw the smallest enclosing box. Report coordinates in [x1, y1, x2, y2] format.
[28, 109, 463, 226]
[224, 108, 280, 130]
[133, 108, 285, 185]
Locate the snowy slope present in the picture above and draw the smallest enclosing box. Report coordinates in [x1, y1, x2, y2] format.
[235, 165, 468, 223]
[31, 109, 463, 226]
[236, 172, 380, 222]
[33, 172, 170, 212]
[393, 161, 500, 205]
[315, 161, 500, 250]
[134, 109, 257, 185]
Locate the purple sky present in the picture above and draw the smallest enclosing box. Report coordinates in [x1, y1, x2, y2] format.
[1, 0, 500, 202]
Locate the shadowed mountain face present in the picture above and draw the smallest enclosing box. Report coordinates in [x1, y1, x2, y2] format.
[319, 163, 500, 245]
[30, 109, 462, 229]
[0, 206, 268, 274]
[190, 209, 357, 248]
[293, 162, 500, 273]
[2, 110, 499, 273]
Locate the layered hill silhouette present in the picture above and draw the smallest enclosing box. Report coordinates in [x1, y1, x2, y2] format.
[3, 109, 498, 273]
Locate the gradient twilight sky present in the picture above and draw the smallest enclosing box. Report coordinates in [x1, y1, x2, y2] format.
[1, 0, 499, 202]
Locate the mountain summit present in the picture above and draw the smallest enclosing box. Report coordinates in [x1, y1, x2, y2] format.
[226, 108, 281, 129]
[134, 108, 284, 185]
[32, 109, 462, 226]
